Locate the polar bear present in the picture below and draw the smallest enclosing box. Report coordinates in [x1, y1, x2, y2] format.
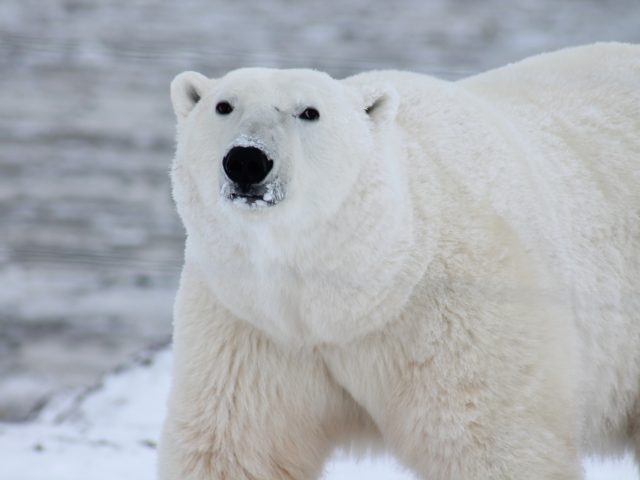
[158, 43, 640, 479]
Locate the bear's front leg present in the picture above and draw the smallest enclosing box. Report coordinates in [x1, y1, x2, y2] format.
[158, 265, 365, 480]
[323, 282, 584, 480]
[382, 350, 584, 480]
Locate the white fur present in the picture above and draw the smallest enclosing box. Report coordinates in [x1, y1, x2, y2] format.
[158, 43, 640, 479]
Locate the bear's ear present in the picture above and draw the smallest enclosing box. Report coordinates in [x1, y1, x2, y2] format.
[359, 83, 399, 124]
[170, 71, 212, 120]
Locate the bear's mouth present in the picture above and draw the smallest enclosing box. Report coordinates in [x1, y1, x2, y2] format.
[221, 178, 285, 209]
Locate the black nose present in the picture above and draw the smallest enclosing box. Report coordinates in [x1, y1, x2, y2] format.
[223, 146, 273, 187]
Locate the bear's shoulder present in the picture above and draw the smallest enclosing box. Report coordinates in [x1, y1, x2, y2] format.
[460, 42, 640, 98]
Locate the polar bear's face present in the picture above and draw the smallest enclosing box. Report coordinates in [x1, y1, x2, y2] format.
[170, 68, 406, 342]
[170, 68, 398, 235]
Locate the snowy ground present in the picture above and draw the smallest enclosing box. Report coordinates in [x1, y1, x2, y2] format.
[2, 0, 640, 421]
[0, 348, 637, 480]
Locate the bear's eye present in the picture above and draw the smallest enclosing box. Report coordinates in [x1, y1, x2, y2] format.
[299, 107, 320, 121]
[216, 101, 234, 115]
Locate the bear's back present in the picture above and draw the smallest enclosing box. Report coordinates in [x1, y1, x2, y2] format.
[461, 42, 640, 207]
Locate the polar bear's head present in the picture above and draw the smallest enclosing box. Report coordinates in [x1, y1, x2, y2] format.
[170, 68, 399, 240]
[169, 68, 417, 342]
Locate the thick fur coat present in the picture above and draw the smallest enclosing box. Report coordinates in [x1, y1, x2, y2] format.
[158, 43, 640, 479]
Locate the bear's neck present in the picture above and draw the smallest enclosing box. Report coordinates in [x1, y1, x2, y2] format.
[187, 151, 434, 347]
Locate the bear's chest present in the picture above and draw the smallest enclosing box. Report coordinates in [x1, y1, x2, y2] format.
[206, 256, 324, 344]
[205, 251, 417, 346]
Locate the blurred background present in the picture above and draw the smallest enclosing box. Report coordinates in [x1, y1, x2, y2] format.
[1, 0, 639, 477]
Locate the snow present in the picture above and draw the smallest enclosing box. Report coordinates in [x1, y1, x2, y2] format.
[2, 0, 640, 422]
[230, 134, 271, 154]
[0, 348, 637, 480]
